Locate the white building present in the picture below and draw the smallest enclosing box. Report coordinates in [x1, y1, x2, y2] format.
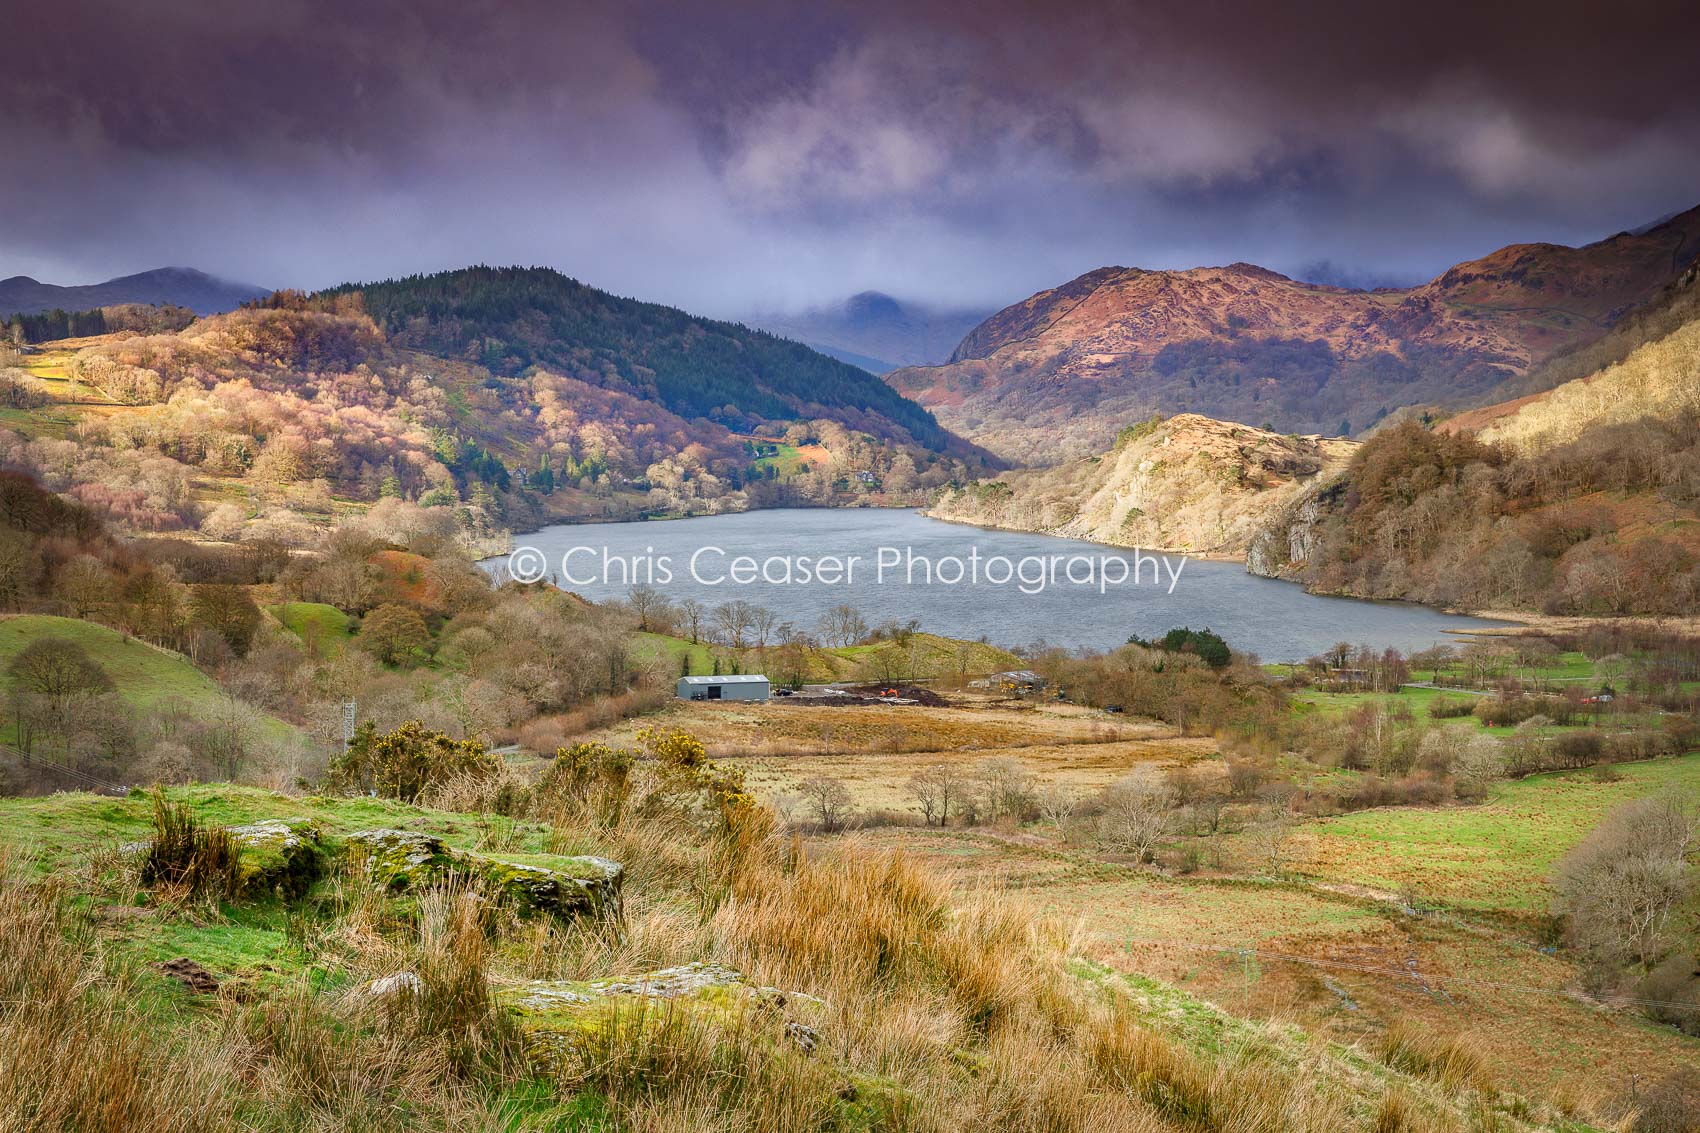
[677, 674, 771, 701]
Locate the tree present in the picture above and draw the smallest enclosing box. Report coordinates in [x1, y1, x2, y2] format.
[627, 585, 672, 633]
[818, 604, 868, 649]
[906, 763, 964, 827]
[975, 757, 1031, 822]
[189, 584, 262, 656]
[7, 637, 113, 714]
[749, 605, 780, 651]
[1245, 804, 1296, 873]
[678, 598, 706, 644]
[359, 603, 432, 667]
[1096, 778, 1174, 861]
[712, 600, 754, 649]
[798, 775, 854, 832]
[1552, 794, 1696, 972]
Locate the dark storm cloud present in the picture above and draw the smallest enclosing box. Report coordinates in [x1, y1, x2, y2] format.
[2, 0, 1697, 314]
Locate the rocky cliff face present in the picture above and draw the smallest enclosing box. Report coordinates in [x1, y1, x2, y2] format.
[887, 205, 1700, 463]
[926, 413, 1354, 557]
[1244, 479, 1342, 578]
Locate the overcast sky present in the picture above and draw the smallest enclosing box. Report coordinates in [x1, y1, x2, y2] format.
[3, 0, 1697, 316]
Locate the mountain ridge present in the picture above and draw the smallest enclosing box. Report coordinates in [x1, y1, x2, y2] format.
[890, 205, 1700, 463]
[0, 267, 270, 316]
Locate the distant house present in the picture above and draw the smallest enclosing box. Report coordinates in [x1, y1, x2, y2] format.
[853, 470, 879, 484]
[994, 670, 1044, 691]
[677, 674, 771, 702]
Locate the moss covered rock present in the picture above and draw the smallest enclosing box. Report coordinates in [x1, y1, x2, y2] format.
[342, 828, 622, 922]
[343, 828, 457, 890]
[227, 819, 327, 899]
[501, 962, 822, 1073]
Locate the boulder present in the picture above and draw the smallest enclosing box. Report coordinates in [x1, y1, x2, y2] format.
[227, 819, 326, 899]
[501, 962, 824, 1072]
[342, 828, 623, 921]
[355, 971, 423, 1003]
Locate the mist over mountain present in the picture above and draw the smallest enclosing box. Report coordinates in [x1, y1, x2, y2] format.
[748, 291, 995, 374]
[0, 267, 269, 315]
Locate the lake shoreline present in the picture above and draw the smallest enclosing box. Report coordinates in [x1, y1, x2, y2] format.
[483, 509, 1513, 661]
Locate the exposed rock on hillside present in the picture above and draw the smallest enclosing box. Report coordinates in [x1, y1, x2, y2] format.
[927, 414, 1354, 556]
[345, 827, 624, 920]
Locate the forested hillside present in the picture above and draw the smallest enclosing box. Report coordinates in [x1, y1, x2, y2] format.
[0, 281, 983, 548]
[325, 267, 950, 449]
[1248, 295, 1700, 614]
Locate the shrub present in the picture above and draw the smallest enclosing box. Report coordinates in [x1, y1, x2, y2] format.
[136, 792, 241, 901]
[326, 720, 498, 802]
[1372, 1021, 1491, 1092]
[1552, 794, 1697, 970]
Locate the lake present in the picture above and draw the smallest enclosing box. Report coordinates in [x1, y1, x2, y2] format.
[483, 508, 1508, 661]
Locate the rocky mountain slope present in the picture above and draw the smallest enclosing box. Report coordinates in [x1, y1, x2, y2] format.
[927, 414, 1354, 555]
[1245, 277, 1700, 614]
[747, 290, 993, 373]
[888, 205, 1700, 463]
[0, 267, 270, 315]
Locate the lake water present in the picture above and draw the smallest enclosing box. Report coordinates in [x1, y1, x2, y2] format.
[483, 508, 1508, 662]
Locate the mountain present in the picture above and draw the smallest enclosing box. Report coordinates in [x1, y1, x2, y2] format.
[748, 291, 994, 374]
[888, 205, 1700, 464]
[325, 267, 952, 450]
[0, 267, 270, 316]
[1246, 269, 1700, 615]
[927, 414, 1355, 555]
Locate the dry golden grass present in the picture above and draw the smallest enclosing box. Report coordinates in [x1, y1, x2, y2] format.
[1472, 317, 1700, 454]
[558, 698, 1218, 813]
[1372, 1022, 1491, 1094]
[0, 744, 1604, 1133]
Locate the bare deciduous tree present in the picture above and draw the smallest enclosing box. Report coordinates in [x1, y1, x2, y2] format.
[975, 757, 1031, 823]
[678, 598, 706, 644]
[1096, 778, 1175, 861]
[627, 585, 672, 633]
[817, 604, 868, 649]
[799, 775, 855, 832]
[1553, 794, 1697, 971]
[905, 763, 964, 827]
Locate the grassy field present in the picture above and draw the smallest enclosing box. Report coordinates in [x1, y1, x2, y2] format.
[847, 745, 1700, 1102]
[0, 782, 1597, 1130]
[631, 629, 1022, 683]
[1291, 752, 1700, 912]
[0, 614, 299, 747]
[268, 602, 355, 655]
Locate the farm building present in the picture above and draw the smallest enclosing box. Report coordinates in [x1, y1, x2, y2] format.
[677, 674, 771, 701]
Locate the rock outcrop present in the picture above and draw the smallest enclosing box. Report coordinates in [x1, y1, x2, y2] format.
[344, 828, 623, 921]
[501, 962, 824, 1072]
[927, 414, 1353, 557]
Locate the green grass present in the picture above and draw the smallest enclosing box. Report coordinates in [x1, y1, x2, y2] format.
[0, 783, 577, 877]
[1295, 752, 1700, 912]
[750, 441, 809, 476]
[0, 614, 299, 746]
[631, 631, 721, 677]
[269, 602, 354, 655]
